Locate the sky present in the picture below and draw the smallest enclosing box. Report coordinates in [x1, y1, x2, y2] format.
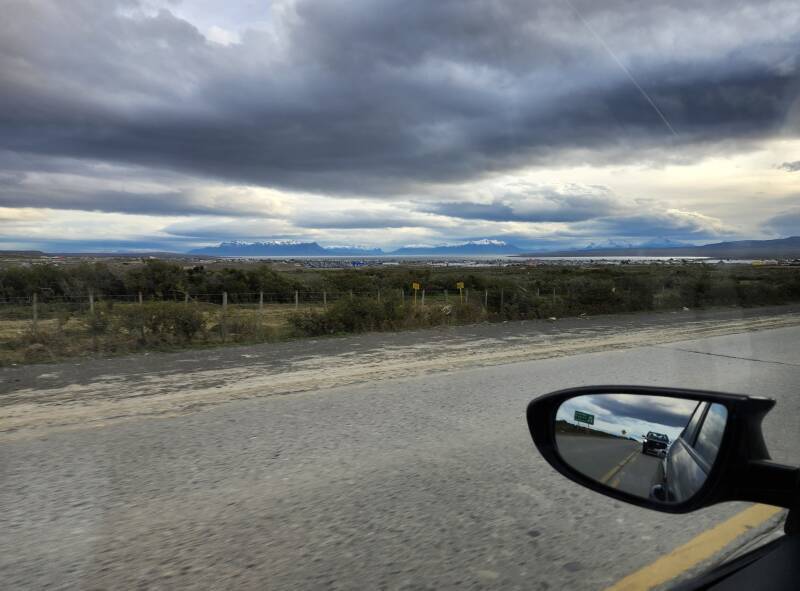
[557, 394, 701, 441]
[1, 0, 799, 252]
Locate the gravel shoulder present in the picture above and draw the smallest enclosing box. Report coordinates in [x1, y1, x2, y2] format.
[2, 304, 800, 437]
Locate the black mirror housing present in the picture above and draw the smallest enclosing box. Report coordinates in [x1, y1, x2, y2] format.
[527, 385, 799, 513]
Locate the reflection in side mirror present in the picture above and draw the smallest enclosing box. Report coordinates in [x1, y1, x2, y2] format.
[555, 394, 728, 504]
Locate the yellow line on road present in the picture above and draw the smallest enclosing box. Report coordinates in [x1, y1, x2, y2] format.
[600, 449, 639, 485]
[605, 504, 783, 591]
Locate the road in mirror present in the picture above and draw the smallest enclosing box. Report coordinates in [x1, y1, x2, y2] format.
[555, 394, 728, 504]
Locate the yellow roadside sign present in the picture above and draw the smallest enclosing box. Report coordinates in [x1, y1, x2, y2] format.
[456, 281, 464, 289]
[412, 282, 420, 290]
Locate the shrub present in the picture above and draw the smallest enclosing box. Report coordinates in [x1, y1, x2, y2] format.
[87, 311, 110, 335]
[116, 302, 204, 342]
[289, 295, 485, 336]
[219, 309, 261, 341]
[289, 296, 407, 336]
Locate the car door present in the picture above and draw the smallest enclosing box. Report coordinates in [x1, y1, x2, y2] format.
[665, 402, 708, 502]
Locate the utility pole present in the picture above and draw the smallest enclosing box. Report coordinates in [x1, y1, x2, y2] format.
[32, 293, 38, 332]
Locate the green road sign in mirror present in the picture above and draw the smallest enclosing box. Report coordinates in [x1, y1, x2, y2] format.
[574, 410, 595, 425]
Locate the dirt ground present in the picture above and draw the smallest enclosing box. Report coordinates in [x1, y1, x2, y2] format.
[2, 304, 800, 438]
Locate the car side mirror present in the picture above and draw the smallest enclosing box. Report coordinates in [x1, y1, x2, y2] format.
[526, 386, 800, 513]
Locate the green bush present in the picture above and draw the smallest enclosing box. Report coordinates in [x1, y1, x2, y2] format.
[117, 302, 204, 342]
[87, 311, 110, 335]
[288, 296, 486, 336]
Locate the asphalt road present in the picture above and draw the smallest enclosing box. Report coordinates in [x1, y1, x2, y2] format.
[1, 323, 799, 590]
[556, 435, 664, 499]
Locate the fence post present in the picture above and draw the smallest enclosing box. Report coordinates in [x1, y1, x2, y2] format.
[536, 287, 540, 297]
[32, 293, 38, 332]
[552, 286, 556, 302]
[500, 288, 504, 310]
[465, 288, 469, 304]
[138, 291, 145, 341]
[401, 288, 405, 304]
[323, 290, 327, 308]
[421, 289, 425, 306]
[221, 291, 228, 342]
[294, 290, 299, 310]
[349, 290, 353, 301]
[377, 289, 381, 304]
[184, 292, 189, 305]
[88, 291, 98, 349]
[256, 290, 264, 337]
[444, 289, 448, 303]
[484, 288, 488, 309]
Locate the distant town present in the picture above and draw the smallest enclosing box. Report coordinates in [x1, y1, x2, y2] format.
[2, 234, 800, 271]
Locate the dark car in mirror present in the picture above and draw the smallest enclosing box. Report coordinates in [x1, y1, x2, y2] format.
[643, 431, 669, 457]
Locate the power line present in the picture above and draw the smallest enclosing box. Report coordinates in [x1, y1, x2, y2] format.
[564, 0, 678, 137]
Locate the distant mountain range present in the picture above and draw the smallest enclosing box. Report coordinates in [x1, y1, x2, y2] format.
[188, 240, 382, 256]
[188, 239, 522, 256]
[520, 236, 800, 259]
[187, 237, 800, 258]
[7, 236, 798, 259]
[390, 239, 522, 255]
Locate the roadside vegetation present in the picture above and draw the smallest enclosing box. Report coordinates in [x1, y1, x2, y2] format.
[1, 260, 798, 365]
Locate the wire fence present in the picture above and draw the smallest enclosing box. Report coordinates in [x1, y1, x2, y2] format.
[2, 278, 797, 364]
[0, 288, 524, 345]
[0, 285, 580, 311]
[0, 286, 588, 341]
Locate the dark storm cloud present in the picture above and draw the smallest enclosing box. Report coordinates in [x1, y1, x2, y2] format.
[1, 0, 798, 208]
[586, 395, 698, 429]
[579, 211, 725, 239]
[0, 186, 231, 217]
[779, 161, 800, 172]
[763, 208, 800, 236]
[0, 173, 268, 217]
[420, 188, 621, 222]
[0, 151, 280, 217]
[290, 209, 444, 229]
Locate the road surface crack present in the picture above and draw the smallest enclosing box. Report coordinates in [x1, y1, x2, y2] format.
[657, 347, 800, 367]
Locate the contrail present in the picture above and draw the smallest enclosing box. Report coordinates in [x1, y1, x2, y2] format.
[564, 0, 678, 137]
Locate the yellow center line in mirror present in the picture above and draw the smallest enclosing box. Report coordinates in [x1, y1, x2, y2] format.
[609, 453, 641, 489]
[604, 504, 783, 591]
[600, 449, 639, 485]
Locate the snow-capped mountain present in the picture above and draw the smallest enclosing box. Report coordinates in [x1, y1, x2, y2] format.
[391, 239, 522, 255]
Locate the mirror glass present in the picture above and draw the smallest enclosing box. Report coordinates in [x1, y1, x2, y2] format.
[555, 394, 728, 504]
